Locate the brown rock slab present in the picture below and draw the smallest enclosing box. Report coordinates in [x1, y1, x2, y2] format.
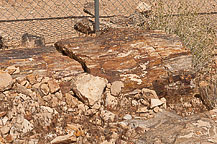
[0, 46, 83, 80]
[55, 28, 192, 93]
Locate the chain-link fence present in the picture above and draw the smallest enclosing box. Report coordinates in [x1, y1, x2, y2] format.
[0, 0, 145, 48]
[0, 0, 216, 45]
[0, 0, 216, 48]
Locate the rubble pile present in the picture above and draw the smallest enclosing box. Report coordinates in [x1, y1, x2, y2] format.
[0, 68, 168, 143]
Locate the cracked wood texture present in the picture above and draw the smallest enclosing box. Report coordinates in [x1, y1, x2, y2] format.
[55, 28, 192, 93]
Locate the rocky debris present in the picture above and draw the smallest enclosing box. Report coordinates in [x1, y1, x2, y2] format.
[0, 70, 13, 92]
[0, 27, 212, 143]
[0, 65, 172, 143]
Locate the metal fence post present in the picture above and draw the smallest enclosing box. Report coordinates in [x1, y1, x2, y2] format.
[94, 0, 100, 34]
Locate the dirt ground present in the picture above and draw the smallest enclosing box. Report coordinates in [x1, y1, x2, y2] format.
[0, 0, 216, 47]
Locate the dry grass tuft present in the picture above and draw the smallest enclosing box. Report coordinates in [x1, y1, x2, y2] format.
[148, 0, 217, 109]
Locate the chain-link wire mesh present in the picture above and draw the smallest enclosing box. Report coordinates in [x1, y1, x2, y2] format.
[0, 0, 216, 47]
[0, 0, 144, 48]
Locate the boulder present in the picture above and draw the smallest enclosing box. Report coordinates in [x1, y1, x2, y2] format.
[55, 28, 192, 94]
[71, 73, 108, 106]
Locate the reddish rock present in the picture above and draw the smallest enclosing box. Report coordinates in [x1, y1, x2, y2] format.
[48, 80, 60, 94]
[55, 28, 192, 93]
[0, 47, 83, 80]
[26, 74, 37, 85]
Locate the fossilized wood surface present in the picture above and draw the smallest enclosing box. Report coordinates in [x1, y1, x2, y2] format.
[0, 46, 83, 79]
[55, 28, 192, 93]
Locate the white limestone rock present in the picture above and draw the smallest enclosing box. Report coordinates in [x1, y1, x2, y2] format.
[71, 73, 108, 106]
[150, 99, 164, 108]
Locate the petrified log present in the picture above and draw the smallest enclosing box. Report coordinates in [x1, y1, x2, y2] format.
[55, 28, 192, 94]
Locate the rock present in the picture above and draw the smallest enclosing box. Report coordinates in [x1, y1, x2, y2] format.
[105, 92, 118, 110]
[28, 139, 38, 144]
[55, 28, 192, 93]
[110, 81, 124, 96]
[137, 107, 148, 113]
[40, 106, 58, 114]
[136, 2, 152, 14]
[4, 134, 13, 143]
[21, 119, 34, 133]
[5, 65, 20, 75]
[41, 77, 50, 83]
[40, 83, 49, 96]
[0, 71, 13, 92]
[50, 133, 76, 144]
[55, 92, 63, 100]
[26, 74, 37, 85]
[139, 99, 149, 106]
[142, 88, 159, 102]
[59, 81, 71, 95]
[0, 35, 7, 50]
[71, 73, 108, 106]
[92, 100, 102, 110]
[14, 83, 34, 97]
[74, 18, 95, 35]
[0, 111, 7, 118]
[32, 83, 40, 89]
[77, 103, 88, 112]
[51, 96, 59, 107]
[66, 123, 83, 137]
[150, 99, 164, 108]
[131, 99, 139, 107]
[153, 107, 160, 113]
[100, 110, 116, 122]
[20, 80, 29, 87]
[106, 83, 112, 89]
[21, 33, 45, 48]
[123, 114, 132, 120]
[48, 80, 60, 94]
[0, 125, 10, 135]
[65, 93, 80, 107]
